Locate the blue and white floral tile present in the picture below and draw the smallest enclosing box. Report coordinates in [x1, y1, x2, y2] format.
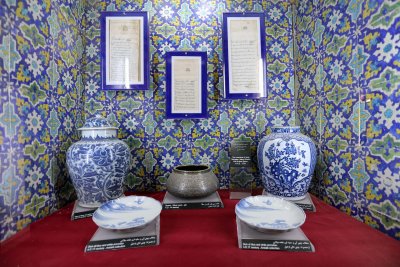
[319, 144, 360, 217]
[322, 91, 359, 146]
[357, 146, 400, 239]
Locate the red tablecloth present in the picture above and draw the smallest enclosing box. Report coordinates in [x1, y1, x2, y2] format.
[1, 191, 399, 267]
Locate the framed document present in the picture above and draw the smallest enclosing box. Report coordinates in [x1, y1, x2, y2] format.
[223, 13, 266, 99]
[166, 51, 207, 119]
[100, 12, 149, 90]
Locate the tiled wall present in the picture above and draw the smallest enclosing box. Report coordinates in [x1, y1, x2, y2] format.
[0, 0, 296, 241]
[295, 0, 400, 239]
[82, 0, 296, 192]
[0, 0, 85, 241]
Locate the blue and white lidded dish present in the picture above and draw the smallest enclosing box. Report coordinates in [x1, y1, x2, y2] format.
[66, 115, 131, 208]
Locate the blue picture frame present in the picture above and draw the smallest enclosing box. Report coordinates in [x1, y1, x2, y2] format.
[222, 13, 266, 99]
[100, 12, 149, 90]
[166, 51, 208, 119]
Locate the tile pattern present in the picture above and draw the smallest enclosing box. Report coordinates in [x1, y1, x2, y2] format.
[0, 0, 85, 241]
[295, 0, 400, 239]
[82, 0, 296, 193]
[0, 0, 296, 241]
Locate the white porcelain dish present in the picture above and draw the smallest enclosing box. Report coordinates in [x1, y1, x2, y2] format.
[92, 196, 162, 230]
[235, 195, 306, 232]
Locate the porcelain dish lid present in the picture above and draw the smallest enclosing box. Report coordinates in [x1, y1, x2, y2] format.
[92, 196, 162, 230]
[78, 115, 118, 131]
[235, 195, 306, 231]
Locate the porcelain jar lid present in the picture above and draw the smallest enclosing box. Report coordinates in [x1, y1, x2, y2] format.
[78, 115, 118, 131]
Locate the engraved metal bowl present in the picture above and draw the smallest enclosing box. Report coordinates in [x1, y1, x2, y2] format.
[166, 165, 219, 199]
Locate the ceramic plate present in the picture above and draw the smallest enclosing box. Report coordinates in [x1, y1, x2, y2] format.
[235, 195, 306, 231]
[92, 196, 162, 230]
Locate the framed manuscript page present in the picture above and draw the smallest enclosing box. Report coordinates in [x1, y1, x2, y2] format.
[223, 13, 266, 99]
[166, 51, 207, 119]
[100, 12, 149, 90]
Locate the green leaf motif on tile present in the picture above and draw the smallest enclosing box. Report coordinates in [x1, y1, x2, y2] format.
[369, 2, 400, 30]
[23, 194, 46, 217]
[177, 3, 193, 24]
[369, 67, 400, 94]
[314, 18, 325, 47]
[20, 81, 47, 105]
[60, 50, 75, 67]
[349, 158, 369, 193]
[180, 120, 195, 135]
[0, 102, 21, 137]
[315, 64, 326, 91]
[327, 136, 348, 154]
[268, 60, 286, 74]
[125, 136, 142, 149]
[268, 96, 289, 110]
[369, 200, 400, 229]
[300, 95, 315, 110]
[158, 136, 178, 150]
[125, 173, 143, 189]
[0, 35, 21, 72]
[370, 134, 400, 162]
[120, 98, 141, 112]
[180, 150, 194, 165]
[178, 38, 194, 51]
[326, 35, 347, 56]
[143, 113, 157, 135]
[232, 100, 253, 111]
[0, 165, 21, 205]
[60, 94, 75, 111]
[254, 111, 267, 133]
[349, 45, 368, 78]
[85, 99, 104, 115]
[47, 10, 60, 38]
[24, 139, 46, 160]
[155, 23, 177, 38]
[47, 109, 61, 138]
[326, 184, 348, 205]
[21, 23, 45, 48]
[266, 24, 286, 38]
[143, 152, 157, 173]
[217, 112, 232, 134]
[194, 135, 217, 150]
[47, 59, 59, 88]
[193, 23, 213, 38]
[218, 150, 229, 172]
[327, 85, 349, 105]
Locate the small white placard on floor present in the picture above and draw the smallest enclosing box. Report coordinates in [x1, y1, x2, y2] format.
[236, 217, 315, 252]
[162, 191, 224, 209]
[85, 216, 160, 252]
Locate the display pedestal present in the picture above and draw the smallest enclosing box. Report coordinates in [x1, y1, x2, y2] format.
[71, 201, 96, 220]
[262, 190, 316, 212]
[85, 216, 160, 252]
[162, 191, 224, 209]
[236, 217, 314, 252]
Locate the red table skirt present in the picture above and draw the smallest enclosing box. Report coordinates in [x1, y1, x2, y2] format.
[1, 190, 399, 267]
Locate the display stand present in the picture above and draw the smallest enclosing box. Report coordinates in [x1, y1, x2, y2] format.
[236, 217, 314, 252]
[229, 141, 253, 199]
[71, 201, 96, 220]
[262, 190, 316, 212]
[85, 216, 160, 252]
[162, 191, 224, 209]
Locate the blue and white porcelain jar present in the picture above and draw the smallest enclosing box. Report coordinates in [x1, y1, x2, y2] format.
[257, 126, 317, 200]
[66, 116, 131, 208]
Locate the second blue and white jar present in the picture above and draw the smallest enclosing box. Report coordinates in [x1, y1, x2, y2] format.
[257, 126, 317, 200]
[66, 116, 131, 208]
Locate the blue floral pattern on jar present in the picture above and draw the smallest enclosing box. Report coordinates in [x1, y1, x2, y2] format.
[66, 116, 131, 208]
[257, 127, 317, 200]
